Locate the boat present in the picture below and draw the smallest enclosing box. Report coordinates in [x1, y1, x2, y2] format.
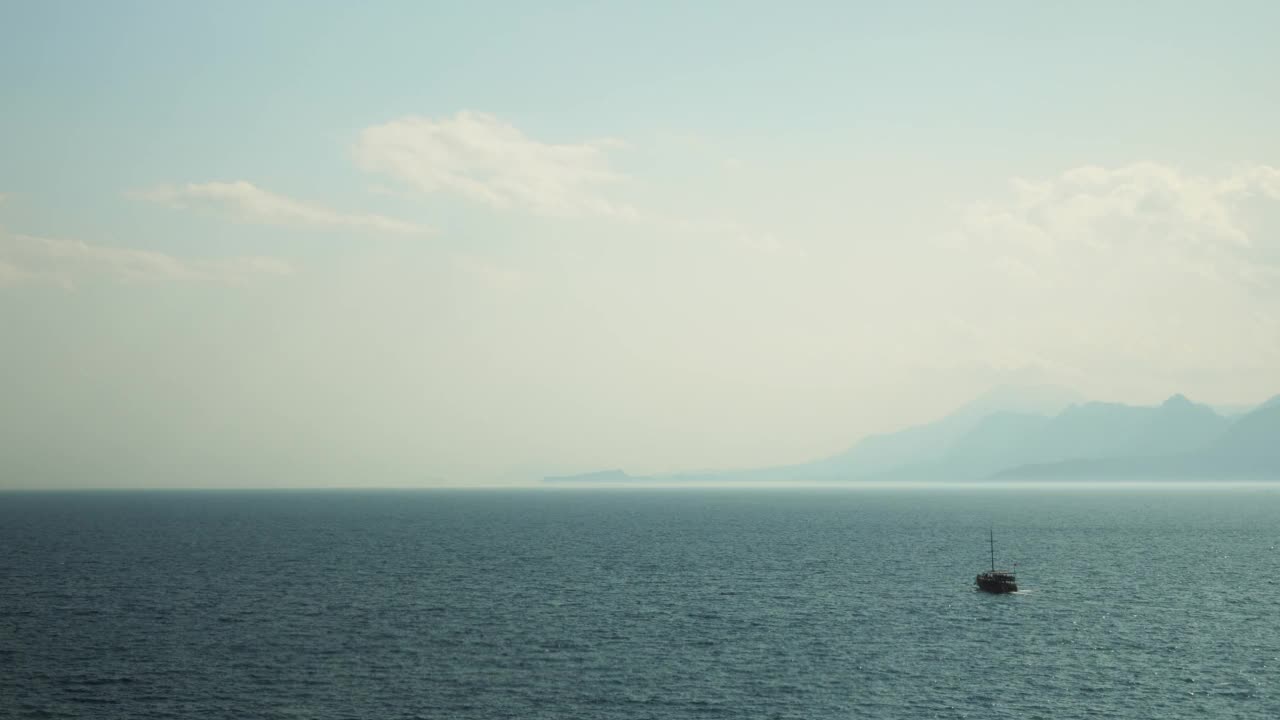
[975, 527, 1017, 593]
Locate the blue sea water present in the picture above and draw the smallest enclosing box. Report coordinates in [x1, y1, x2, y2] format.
[3, 486, 1280, 719]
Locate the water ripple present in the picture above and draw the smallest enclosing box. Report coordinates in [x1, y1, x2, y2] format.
[3, 489, 1280, 718]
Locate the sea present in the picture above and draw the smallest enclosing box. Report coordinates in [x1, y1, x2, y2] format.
[3, 485, 1279, 719]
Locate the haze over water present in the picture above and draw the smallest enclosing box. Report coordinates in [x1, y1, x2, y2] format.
[5, 486, 1279, 719]
[4, 2, 1280, 489]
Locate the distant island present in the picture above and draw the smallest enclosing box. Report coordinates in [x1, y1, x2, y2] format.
[545, 385, 1280, 483]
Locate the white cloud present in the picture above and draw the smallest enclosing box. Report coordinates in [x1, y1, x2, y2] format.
[352, 111, 797, 260]
[959, 162, 1280, 288]
[136, 181, 430, 235]
[936, 162, 1280, 397]
[0, 231, 293, 288]
[354, 111, 636, 219]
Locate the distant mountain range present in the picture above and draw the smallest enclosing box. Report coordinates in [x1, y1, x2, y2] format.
[544, 386, 1280, 483]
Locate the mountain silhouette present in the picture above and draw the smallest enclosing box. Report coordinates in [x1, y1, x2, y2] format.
[790, 384, 1083, 479]
[545, 387, 1279, 483]
[1201, 401, 1280, 459]
[994, 397, 1275, 479]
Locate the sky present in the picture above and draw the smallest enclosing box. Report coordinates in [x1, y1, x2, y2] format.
[2, 1, 1279, 488]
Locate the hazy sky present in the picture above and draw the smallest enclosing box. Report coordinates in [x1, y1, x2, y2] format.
[3, 1, 1279, 487]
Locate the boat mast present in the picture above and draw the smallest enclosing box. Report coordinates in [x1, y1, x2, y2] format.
[989, 527, 995, 572]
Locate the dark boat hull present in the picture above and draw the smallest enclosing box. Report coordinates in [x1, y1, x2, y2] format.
[975, 574, 1017, 593]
